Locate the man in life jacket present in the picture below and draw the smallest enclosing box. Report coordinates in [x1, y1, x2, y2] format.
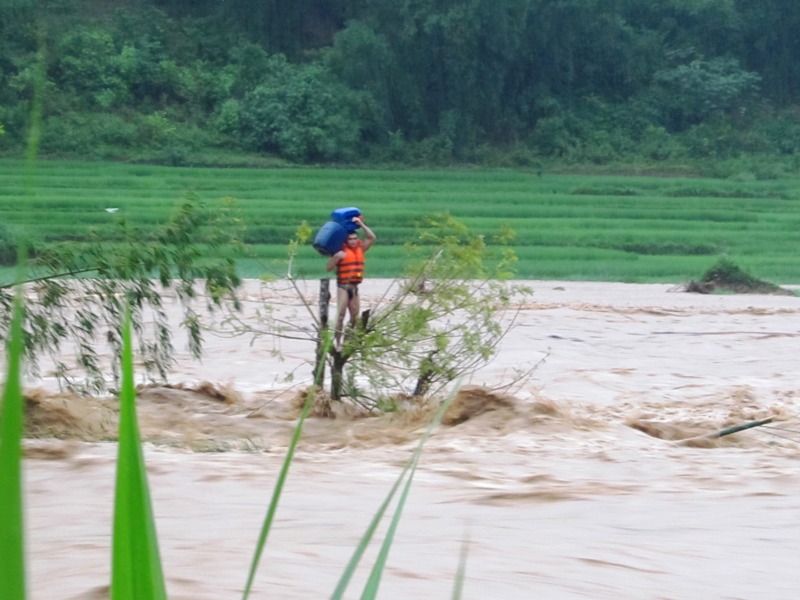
[326, 216, 376, 349]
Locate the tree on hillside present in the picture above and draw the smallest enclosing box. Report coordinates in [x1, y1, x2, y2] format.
[0, 194, 243, 394]
[5, 0, 800, 165]
[736, 0, 800, 105]
[650, 56, 760, 131]
[238, 55, 367, 162]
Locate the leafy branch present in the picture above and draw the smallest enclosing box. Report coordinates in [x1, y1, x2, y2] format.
[0, 192, 243, 394]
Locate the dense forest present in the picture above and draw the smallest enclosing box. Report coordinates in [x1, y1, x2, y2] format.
[2, 0, 800, 171]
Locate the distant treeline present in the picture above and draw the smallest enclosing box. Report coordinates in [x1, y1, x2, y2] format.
[2, 0, 800, 169]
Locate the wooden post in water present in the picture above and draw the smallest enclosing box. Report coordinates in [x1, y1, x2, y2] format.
[314, 278, 330, 387]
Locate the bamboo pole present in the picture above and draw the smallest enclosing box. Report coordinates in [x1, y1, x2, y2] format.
[313, 278, 330, 387]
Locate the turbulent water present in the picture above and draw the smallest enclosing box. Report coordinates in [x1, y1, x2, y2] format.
[18, 280, 800, 599]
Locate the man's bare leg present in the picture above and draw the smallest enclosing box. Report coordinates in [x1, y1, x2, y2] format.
[349, 287, 360, 328]
[336, 285, 361, 349]
[334, 286, 349, 350]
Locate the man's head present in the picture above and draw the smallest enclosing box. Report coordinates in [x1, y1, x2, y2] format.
[346, 232, 359, 247]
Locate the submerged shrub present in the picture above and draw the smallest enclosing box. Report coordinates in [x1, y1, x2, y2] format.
[687, 258, 793, 295]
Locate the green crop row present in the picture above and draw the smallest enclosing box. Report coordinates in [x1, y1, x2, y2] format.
[3, 159, 800, 283]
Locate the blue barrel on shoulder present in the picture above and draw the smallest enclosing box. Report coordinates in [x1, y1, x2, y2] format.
[331, 207, 362, 232]
[312, 207, 362, 256]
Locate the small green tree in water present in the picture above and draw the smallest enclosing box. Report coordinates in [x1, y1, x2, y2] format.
[227, 215, 531, 407]
[333, 214, 530, 404]
[687, 258, 793, 295]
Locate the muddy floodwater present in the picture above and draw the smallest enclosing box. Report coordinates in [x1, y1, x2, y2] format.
[16, 280, 800, 599]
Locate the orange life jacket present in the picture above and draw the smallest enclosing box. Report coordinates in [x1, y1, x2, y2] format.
[337, 242, 365, 285]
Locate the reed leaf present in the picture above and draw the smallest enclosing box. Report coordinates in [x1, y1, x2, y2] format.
[329, 452, 415, 600]
[359, 453, 422, 600]
[332, 386, 459, 600]
[111, 308, 167, 600]
[242, 329, 334, 599]
[0, 288, 27, 600]
[451, 530, 470, 600]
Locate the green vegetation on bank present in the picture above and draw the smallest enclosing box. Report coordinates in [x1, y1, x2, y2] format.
[2, 160, 800, 284]
[2, 2, 800, 169]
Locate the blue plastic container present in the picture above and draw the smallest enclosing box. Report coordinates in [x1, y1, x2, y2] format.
[312, 221, 348, 256]
[331, 207, 362, 232]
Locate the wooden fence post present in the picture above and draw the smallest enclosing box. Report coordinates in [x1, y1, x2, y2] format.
[314, 278, 330, 387]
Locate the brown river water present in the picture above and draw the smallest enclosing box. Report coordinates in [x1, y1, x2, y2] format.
[16, 280, 800, 599]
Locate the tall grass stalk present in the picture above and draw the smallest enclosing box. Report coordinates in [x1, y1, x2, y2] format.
[0, 287, 27, 600]
[359, 452, 422, 600]
[23, 32, 45, 192]
[451, 531, 470, 600]
[332, 387, 460, 600]
[0, 35, 44, 597]
[241, 330, 335, 599]
[111, 309, 167, 599]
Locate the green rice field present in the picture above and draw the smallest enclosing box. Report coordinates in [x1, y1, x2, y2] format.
[2, 159, 800, 283]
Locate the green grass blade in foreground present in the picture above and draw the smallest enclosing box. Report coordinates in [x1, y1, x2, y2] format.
[451, 530, 470, 600]
[242, 330, 334, 599]
[332, 387, 459, 600]
[329, 445, 415, 600]
[359, 453, 422, 600]
[111, 309, 167, 600]
[0, 290, 27, 600]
